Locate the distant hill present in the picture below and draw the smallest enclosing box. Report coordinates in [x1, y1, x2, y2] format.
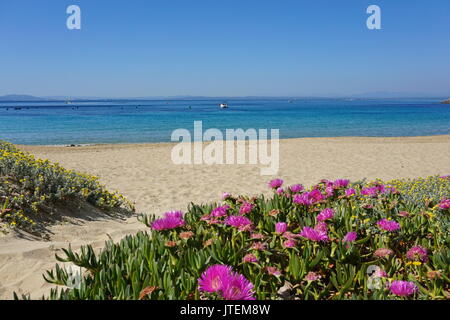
[441, 99, 450, 104]
[0, 94, 50, 101]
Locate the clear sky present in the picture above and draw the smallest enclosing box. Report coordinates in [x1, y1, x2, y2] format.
[1, 0, 449, 97]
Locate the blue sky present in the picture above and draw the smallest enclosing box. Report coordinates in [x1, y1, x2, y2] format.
[1, 0, 449, 97]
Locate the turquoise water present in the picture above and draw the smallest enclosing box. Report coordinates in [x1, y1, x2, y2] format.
[0, 98, 449, 145]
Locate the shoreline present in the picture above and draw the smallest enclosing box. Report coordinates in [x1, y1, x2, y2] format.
[16, 134, 450, 149]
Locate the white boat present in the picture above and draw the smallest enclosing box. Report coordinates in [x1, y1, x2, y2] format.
[219, 103, 228, 109]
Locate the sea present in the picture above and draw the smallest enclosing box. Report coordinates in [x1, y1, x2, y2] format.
[0, 98, 449, 145]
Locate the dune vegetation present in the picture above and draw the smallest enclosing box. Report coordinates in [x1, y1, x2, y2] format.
[36, 175, 449, 300]
[0, 141, 134, 235]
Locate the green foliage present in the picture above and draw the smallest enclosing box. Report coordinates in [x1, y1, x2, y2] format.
[41, 178, 450, 300]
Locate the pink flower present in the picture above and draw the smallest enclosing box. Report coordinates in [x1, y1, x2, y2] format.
[345, 188, 356, 197]
[299, 226, 329, 242]
[225, 216, 253, 231]
[198, 265, 233, 293]
[399, 211, 410, 217]
[275, 222, 287, 234]
[211, 205, 230, 217]
[314, 222, 328, 234]
[304, 271, 321, 281]
[325, 186, 334, 198]
[222, 192, 232, 200]
[343, 231, 357, 242]
[406, 246, 428, 263]
[151, 211, 185, 231]
[440, 175, 450, 180]
[276, 187, 284, 195]
[250, 233, 265, 240]
[250, 242, 267, 251]
[268, 179, 284, 189]
[317, 208, 335, 222]
[239, 202, 254, 215]
[293, 189, 324, 206]
[266, 267, 281, 276]
[374, 248, 394, 258]
[289, 184, 304, 193]
[243, 253, 258, 263]
[333, 179, 349, 189]
[438, 199, 450, 210]
[309, 189, 324, 202]
[293, 193, 313, 206]
[221, 273, 256, 300]
[283, 239, 296, 248]
[361, 187, 379, 197]
[377, 219, 400, 232]
[198, 265, 255, 300]
[389, 280, 418, 296]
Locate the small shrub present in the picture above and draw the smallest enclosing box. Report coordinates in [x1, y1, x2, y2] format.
[0, 141, 134, 232]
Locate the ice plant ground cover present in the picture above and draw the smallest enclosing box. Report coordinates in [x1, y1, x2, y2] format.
[0, 141, 134, 233]
[38, 176, 450, 300]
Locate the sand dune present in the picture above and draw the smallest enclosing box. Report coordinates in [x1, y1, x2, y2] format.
[1, 135, 450, 299]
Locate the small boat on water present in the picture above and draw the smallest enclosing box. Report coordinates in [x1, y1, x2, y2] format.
[219, 102, 228, 109]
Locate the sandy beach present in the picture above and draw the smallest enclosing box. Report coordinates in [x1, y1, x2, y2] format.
[1, 135, 450, 299]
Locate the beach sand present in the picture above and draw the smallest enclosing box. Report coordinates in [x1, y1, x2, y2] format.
[1, 135, 450, 299]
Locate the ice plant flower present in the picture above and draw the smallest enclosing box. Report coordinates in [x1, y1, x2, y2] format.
[343, 231, 357, 243]
[293, 193, 313, 206]
[239, 202, 254, 215]
[345, 188, 356, 197]
[268, 179, 284, 189]
[399, 211, 410, 217]
[377, 219, 400, 232]
[389, 281, 418, 297]
[250, 233, 265, 240]
[283, 239, 296, 248]
[314, 222, 328, 234]
[179, 231, 194, 240]
[275, 222, 287, 234]
[289, 184, 304, 193]
[438, 199, 450, 210]
[266, 267, 281, 276]
[276, 187, 284, 195]
[198, 265, 233, 293]
[300, 226, 329, 242]
[333, 179, 349, 188]
[243, 253, 258, 263]
[250, 242, 267, 251]
[225, 215, 253, 231]
[211, 205, 230, 217]
[374, 248, 393, 258]
[198, 265, 255, 300]
[304, 271, 321, 281]
[317, 208, 335, 222]
[406, 245, 428, 263]
[221, 273, 256, 300]
[309, 189, 324, 202]
[361, 187, 379, 197]
[222, 192, 232, 200]
[151, 211, 185, 231]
